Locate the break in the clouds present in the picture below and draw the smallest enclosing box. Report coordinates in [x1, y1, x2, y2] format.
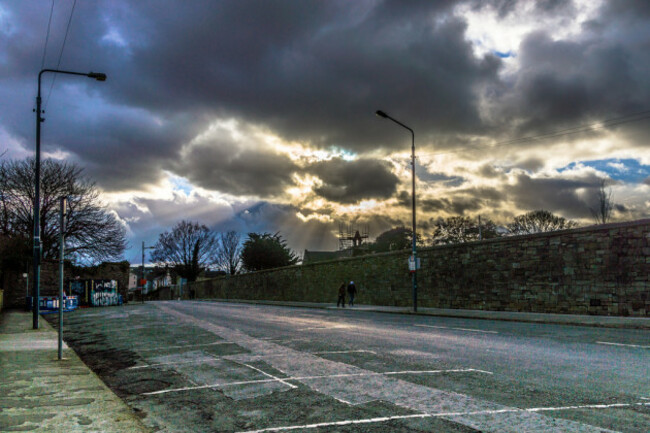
[1, 0, 650, 260]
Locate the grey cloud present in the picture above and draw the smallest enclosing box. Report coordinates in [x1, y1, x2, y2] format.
[173, 140, 299, 198]
[310, 158, 399, 204]
[506, 172, 607, 219]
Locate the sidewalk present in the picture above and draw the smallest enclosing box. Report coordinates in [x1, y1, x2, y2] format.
[0, 310, 150, 433]
[202, 299, 650, 329]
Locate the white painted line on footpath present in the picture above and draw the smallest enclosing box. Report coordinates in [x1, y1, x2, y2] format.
[140, 368, 492, 396]
[234, 402, 650, 433]
[596, 341, 650, 349]
[414, 324, 448, 329]
[240, 362, 298, 390]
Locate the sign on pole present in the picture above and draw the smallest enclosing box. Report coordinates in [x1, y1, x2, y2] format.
[408, 255, 420, 272]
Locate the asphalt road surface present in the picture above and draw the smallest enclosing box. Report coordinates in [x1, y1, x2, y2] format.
[51, 301, 649, 432]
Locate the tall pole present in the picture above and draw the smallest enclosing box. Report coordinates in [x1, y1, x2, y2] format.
[141, 241, 145, 303]
[58, 197, 66, 360]
[32, 69, 106, 329]
[410, 127, 417, 313]
[33, 75, 43, 329]
[376, 110, 418, 312]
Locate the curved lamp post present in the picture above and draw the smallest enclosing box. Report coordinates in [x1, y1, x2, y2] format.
[33, 69, 106, 329]
[375, 110, 418, 312]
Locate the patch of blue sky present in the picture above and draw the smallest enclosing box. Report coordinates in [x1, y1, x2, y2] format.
[493, 50, 514, 58]
[560, 158, 650, 183]
[329, 146, 356, 161]
[168, 174, 194, 195]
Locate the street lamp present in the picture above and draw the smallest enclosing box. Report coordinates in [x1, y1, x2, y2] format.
[33, 69, 107, 329]
[141, 241, 155, 303]
[376, 110, 418, 312]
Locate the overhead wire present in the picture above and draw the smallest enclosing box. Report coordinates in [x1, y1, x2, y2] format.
[43, 0, 77, 110]
[429, 109, 650, 158]
[40, 0, 55, 70]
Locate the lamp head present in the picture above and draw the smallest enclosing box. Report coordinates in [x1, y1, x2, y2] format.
[375, 110, 388, 118]
[88, 72, 107, 81]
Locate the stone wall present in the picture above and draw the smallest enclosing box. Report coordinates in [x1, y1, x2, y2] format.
[1, 261, 130, 309]
[189, 220, 650, 317]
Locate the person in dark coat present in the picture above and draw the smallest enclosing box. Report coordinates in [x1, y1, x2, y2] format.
[337, 282, 346, 307]
[347, 281, 357, 306]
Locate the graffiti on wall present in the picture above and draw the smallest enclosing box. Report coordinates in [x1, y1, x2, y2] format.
[69, 279, 122, 307]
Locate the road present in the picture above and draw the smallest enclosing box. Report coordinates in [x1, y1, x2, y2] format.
[53, 301, 649, 432]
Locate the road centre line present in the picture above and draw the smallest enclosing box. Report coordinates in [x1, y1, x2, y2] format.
[141, 368, 492, 396]
[235, 402, 650, 433]
[414, 324, 498, 334]
[596, 341, 650, 349]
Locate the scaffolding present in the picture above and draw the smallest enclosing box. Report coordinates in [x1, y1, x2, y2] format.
[338, 223, 369, 251]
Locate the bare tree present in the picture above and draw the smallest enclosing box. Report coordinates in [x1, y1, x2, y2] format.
[590, 179, 614, 224]
[0, 158, 126, 263]
[507, 210, 577, 235]
[216, 230, 241, 275]
[150, 220, 219, 282]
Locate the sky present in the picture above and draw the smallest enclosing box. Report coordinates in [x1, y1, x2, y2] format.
[1, 0, 650, 264]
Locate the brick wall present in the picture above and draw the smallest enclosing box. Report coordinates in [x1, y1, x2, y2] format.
[189, 220, 649, 317]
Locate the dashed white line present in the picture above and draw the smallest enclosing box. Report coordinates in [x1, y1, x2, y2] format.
[234, 402, 650, 433]
[311, 350, 377, 355]
[414, 324, 498, 334]
[596, 341, 650, 349]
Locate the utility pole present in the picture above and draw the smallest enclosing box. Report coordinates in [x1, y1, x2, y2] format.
[141, 241, 154, 303]
[58, 197, 66, 360]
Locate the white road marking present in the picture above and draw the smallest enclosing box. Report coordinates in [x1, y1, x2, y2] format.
[136, 341, 234, 351]
[140, 368, 492, 396]
[311, 350, 377, 355]
[234, 402, 650, 433]
[414, 324, 498, 334]
[155, 303, 619, 433]
[452, 327, 498, 334]
[296, 325, 349, 331]
[414, 324, 448, 329]
[596, 341, 650, 349]
[126, 357, 217, 370]
[240, 362, 298, 390]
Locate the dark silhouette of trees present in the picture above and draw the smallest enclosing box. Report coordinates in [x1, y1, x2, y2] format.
[240, 232, 298, 272]
[372, 227, 422, 252]
[216, 230, 241, 275]
[433, 216, 499, 244]
[0, 158, 126, 264]
[590, 179, 614, 224]
[507, 210, 577, 235]
[150, 220, 219, 282]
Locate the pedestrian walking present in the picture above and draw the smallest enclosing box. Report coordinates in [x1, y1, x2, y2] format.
[347, 281, 357, 306]
[337, 281, 346, 307]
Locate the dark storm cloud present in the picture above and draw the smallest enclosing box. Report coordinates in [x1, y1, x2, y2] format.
[173, 139, 299, 198]
[494, 10, 650, 137]
[78, 0, 499, 151]
[310, 157, 399, 203]
[468, 0, 575, 18]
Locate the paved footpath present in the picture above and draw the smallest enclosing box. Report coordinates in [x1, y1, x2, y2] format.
[0, 310, 151, 433]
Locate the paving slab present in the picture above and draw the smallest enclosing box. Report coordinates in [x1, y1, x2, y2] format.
[0, 310, 151, 433]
